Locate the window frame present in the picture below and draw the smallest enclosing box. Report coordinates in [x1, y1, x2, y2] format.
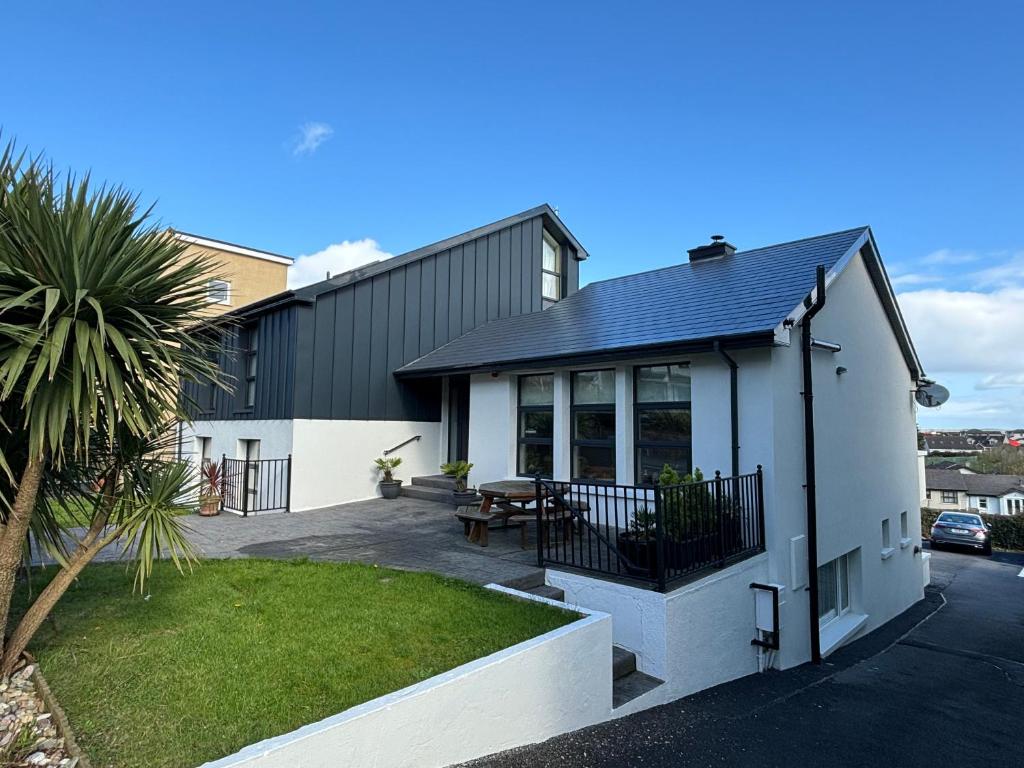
[941, 490, 957, 504]
[242, 325, 258, 411]
[633, 363, 692, 486]
[817, 552, 851, 629]
[541, 229, 562, 308]
[516, 373, 555, 478]
[207, 279, 231, 305]
[570, 369, 616, 483]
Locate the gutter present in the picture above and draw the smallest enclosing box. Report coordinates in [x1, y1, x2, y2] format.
[714, 341, 740, 477]
[801, 265, 827, 665]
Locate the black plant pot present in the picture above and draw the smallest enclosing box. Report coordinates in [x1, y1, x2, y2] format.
[379, 480, 402, 499]
[616, 533, 659, 579]
[452, 489, 478, 507]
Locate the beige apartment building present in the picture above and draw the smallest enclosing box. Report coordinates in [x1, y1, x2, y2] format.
[172, 231, 293, 315]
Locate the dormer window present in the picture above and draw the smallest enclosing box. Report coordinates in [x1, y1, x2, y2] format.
[542, 230, 562, 308]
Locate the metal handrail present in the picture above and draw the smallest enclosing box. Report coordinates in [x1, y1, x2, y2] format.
[383, 435, 421, 456]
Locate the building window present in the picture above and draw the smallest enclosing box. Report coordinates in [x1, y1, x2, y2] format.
[634, 363, 691, 485]
[207, 279, 230, 305]
[882, 518, 891, 549]
[817, 552, 851, 628]
[518, 374, 554, 477]
[941, 491, 957, 504]
[243, 326, 258, 409]
[541, 230, 561, 308]
[571, 370, 616, 482]
[978, 497, 988, 511]
[900, 510, 909, 539]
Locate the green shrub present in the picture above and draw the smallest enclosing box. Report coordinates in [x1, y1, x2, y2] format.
[921, 507, 1024, 550]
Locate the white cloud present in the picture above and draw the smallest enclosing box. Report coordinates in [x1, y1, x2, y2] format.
[921, 248, 979, 265]
[969, 252, 1024, 289]
[890, 272, 943, 288]
[292, 122, 333, 156]
[288, 238, 394, 289]
[976, 373, 1024, 390]
[898, 287, 1024, 374]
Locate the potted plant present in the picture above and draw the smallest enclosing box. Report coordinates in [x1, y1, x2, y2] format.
[198, 461, 223, 516]
[617, 505, 659, 578]
[374, 456, 403, 499]
[441, 460, 476, 506]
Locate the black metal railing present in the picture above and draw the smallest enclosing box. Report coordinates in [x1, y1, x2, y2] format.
[535, 467, 764, 592]
[220, 455, 292, 516]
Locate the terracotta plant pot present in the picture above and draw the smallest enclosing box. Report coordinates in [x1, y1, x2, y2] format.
[199, 496, 221, 516]
[379, 480, 403, 499]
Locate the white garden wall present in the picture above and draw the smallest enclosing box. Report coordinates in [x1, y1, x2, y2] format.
[199, 589, 612, 768]
[290, 419, 442, 511]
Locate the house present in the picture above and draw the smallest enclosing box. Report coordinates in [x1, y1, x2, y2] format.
[171, 230, 294, 317]
[921, 431, 989, 455]
[182, 207, 928, 685]
[925, 468, 1024, 515]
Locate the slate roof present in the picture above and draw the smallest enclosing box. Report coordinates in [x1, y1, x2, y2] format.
[926, 469, 1024, 497]
[398, 227, 875, 375]
[923, 433, 986, 453]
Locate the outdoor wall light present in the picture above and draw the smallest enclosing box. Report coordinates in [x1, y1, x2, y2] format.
[836, 366, 848, 376]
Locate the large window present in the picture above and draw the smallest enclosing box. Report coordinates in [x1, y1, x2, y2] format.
[634, 363, 691, 485]
[817, 552, 851, 628]
[518, 374, 554, 477]
[572, 370, 616, 482]
[207, 279, 231, 305]
[542, 230, 561, 308]
[941, 490, 957, 504]
[243, 326, 258, 410]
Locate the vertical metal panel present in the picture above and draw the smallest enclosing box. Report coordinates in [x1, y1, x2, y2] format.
[433, 249, 450, 349]
[311, 292, 336, 418]
[419, 257, 436, 356]
[350, 280, 373, 419]
[461, 241, 476, 333]
[292, 305, 315, 418]
[566, 247, 580, 296]
[510, 223, 522, 316]
[474, 237, 488, 327]
[498, 227, 511, 318]
[486, 232, 500, 321]
[530, 217, 543, 313]
[448, 245, 463, 341]
[369, 274, 390, 416]
[385, 269, 406, 418]
[332, 288, 354, 418]
[403, 262, 421, 363]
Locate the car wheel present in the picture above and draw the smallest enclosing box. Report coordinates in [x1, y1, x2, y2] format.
[929, 540, 940, 551]
[982, 543, 992, 556]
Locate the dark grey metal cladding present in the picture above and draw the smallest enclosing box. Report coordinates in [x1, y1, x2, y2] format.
[184, 305, 298, 421]
[397, 227, 871, 376]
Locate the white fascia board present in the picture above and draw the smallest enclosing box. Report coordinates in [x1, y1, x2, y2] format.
[174, 232, 295, 266]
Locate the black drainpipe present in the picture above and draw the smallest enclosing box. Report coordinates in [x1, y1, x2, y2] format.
[714, 341, 739, 477]
[802, 265, 827, 664]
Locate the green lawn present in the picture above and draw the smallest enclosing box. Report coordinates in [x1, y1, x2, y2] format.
[13, 559, 576, 768]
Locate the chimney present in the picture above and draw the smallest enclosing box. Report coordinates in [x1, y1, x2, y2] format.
[688, 234, 736, 263]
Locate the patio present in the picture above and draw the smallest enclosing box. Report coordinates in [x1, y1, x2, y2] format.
[182, 496, 542, 586]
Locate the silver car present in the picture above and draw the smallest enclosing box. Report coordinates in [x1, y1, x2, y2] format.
[930, 511, 992, 555]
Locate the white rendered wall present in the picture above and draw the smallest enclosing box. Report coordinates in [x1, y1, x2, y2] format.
[199, 590, 613, 768]
[290, 420, 441, 511]
[548, 553, 770, 715]
[766, 250, 925, 667]
[185, 420, 294, 474]
[467, 374, 516, 486]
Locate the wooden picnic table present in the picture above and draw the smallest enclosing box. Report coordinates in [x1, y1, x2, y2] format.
[459, 480, 544, 547]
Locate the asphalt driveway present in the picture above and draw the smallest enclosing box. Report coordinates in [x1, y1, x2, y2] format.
[464, 546, 1024, 768]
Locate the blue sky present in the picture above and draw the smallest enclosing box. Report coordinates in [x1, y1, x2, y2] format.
[6, 2, 1023, 428]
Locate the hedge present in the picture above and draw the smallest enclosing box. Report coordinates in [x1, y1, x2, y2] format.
[921, 507, 1024, 551]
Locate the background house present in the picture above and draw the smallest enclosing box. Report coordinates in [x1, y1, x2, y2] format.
[924, 468, 1024, 515]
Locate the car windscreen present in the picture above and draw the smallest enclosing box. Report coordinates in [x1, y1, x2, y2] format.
[937, 513, 982, 526]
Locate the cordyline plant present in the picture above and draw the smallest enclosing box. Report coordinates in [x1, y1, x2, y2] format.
[0, 140, 225, 674]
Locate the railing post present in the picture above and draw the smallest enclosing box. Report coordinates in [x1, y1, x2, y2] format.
[715, 470, 725, 568]
[286, 455, 293, 513]
[220, 454, 226, 512]
[756, 465, 766, 551]
[242, 459, 250, 518]
[654, 480, 666, 592]
[534, 474, 544, 568]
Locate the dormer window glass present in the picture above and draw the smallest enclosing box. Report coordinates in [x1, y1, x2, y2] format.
[542, 230, 561, 308]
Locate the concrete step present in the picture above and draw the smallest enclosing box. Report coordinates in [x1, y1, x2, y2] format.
[524, 584, 565, 602]
[410, 474, 459, 490]
[499, 570, 546, 591]
[400, 485, 455, 504]
[612, 645, 637, 680]
[612, 669, 663, 709]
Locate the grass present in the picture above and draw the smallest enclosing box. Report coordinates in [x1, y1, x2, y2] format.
[13, 559, 576, 768]
[46, 494, 194, 529]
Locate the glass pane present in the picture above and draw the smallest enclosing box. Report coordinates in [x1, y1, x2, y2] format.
[636, 445, 691, 485]
[542, 272, 560, 300]
[519, 374, 554, 405]
[636, 364, 691, 403]
[247, 354, 257, 378]
[637, 408, 691, 442]
[839, 554, 850, 612]
[574, 410, 615, 441]
[817, 559, 838, 623]
[574, 444, 616, 481]
[572, 370, 615, 404]
[519, 443, 552, 477]
[245, 380, 256, 408]
[520, 410, 553, 439]
[543, 232, 560, 272]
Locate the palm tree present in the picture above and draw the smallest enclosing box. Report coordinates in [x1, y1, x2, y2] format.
[0, 141, 224, 673]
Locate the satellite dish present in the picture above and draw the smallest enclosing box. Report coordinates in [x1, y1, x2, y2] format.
[915, 382, 950, 408]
